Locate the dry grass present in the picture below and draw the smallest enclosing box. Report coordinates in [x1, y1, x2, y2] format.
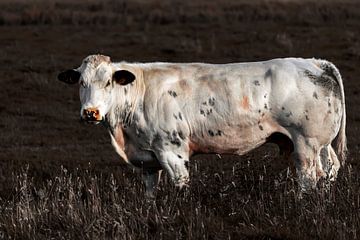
[0, 160, 359, 239]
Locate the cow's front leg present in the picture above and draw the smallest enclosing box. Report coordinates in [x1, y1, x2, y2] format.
[155, 151, 189, 188]
[142, 169, 162, 199]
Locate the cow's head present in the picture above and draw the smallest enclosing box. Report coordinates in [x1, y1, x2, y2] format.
[57, 54, 135, 124]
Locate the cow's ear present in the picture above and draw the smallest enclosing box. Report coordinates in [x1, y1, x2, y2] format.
[113, 70, 135, 85]
[57, 69, 81, 84]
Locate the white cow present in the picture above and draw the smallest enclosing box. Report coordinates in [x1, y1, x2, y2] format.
[58, 54, 346, 197]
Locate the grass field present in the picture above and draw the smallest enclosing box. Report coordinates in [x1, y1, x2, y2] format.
[0, 0, 359, 239]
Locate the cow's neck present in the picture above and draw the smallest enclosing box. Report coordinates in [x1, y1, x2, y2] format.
[106, 64, 145, 131]
[106, 88, 137, 130]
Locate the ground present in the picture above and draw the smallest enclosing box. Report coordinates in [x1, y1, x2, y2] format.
[0, 0, 359, 239]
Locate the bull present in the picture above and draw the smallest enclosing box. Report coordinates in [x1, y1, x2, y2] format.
[58, 54, 346, 197]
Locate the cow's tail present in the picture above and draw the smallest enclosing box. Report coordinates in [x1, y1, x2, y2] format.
[317, 59, 347, 164]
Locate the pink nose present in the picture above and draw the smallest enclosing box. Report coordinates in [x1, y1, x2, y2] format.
[83, 108, 101, 121]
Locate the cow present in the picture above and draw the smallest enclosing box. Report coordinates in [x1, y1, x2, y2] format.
[58, 54, 346, 197]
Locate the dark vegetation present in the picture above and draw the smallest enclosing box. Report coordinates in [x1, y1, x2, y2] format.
[0, 0, 359, 239]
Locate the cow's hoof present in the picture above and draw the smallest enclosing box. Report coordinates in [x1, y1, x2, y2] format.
[298, 177, 317, 193]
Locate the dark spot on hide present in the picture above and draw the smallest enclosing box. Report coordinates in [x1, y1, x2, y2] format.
[178, 130, 185, 140]
[304, 63, 341, 98]
[168, 130, 182, 147]
[254, 80, 260, 86]
[264, 104, 268, 109]
[168, 90, 177, 97]
[202, 101, 207, 105]
[199, 74, 215, 81]
[313, 92, 318, 99]
[208, 97, 216, 106]
[208, 130, 215, 136]
[174, 112, 183, 121]
[281, 107, 285, 110]
[259, 125, 264, 131]
[305, 115, 309, 120]
[265, 69, 272, 79]
[217, 130, 222, 136]
[286, 112, 293, 118]
[170, 138, 181, 147]
[264, 94, 267, 98]
[206, 109, 213, 115]
[200, 109, 205, 116]
[177, 155, 183, 159]
[328, 99, 331, 107]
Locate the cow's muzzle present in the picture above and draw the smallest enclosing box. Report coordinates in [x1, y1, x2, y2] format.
[82, 108, 102, 124]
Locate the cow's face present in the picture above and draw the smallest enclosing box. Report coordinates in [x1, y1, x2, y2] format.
[57, 55, 135, 124]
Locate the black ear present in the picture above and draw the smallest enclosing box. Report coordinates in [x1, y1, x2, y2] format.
[113, 70, 136, 85]
[57, 69, 81, 84]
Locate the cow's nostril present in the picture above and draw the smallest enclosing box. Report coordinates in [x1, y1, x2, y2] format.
[89, 111, 96, 119]
[83, 109, 99, 121]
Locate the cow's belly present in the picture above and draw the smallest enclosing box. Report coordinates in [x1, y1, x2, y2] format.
[189, 120, 277, 156]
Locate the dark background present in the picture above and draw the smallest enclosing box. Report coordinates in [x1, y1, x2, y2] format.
[0, 0, 359, 239]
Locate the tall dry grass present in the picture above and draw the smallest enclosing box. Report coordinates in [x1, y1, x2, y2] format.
[0, 160, 359, 239]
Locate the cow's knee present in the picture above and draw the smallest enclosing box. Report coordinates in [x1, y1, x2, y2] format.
[156, 151, 189, 187]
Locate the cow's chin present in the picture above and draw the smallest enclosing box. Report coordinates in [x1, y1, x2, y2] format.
[86, 120, 102, 125]
[80, 118, 103, 125]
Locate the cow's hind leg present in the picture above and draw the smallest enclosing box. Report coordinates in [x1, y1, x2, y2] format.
[291, 135, 321, 192]
[320, 145, 340, 181]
